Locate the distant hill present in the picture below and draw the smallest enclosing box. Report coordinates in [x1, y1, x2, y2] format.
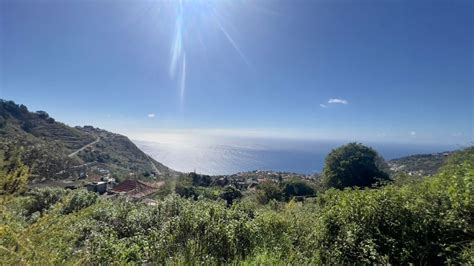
[388, 151, 452, 177]
[0, 99, 177, 181]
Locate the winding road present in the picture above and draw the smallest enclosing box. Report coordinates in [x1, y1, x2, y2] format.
[68, 137, 100, 158]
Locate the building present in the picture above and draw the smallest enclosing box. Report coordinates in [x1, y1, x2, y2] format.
[97, 168, 109, 174]
[86, 181, 107, 194]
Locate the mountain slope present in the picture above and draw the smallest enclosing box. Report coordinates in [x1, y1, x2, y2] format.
[388, 151, 452, 177]
[0, 99, 176, 181]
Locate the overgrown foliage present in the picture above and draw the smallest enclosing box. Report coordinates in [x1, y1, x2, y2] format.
[282, 178, 316, 199]
[0, 147, 472, 264]
[256, 179, 316, 204]
[256, 180, 283, 203]
[220, 185, 243, 205]
[0, 157, 30, 195]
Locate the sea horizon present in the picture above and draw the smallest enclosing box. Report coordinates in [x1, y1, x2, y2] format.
[134, 137, 461, 175]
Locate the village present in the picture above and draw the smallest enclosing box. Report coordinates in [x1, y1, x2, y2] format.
[186, 169, 320, 192]
[30, 164, 165, 201]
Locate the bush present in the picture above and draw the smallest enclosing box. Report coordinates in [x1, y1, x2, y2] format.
[175, 185, 199, 200]
[35, 111, 49, 119]
[0, 158, 30, 195]
[256, 180, 283, 204]
[24, 187, 68, 216]
[74, 195, 258, 263]
[220, 186, 243, 205]
[282, 179, 315, 199]
[322, 142, 390, 189]
[61, 189, 98, 214]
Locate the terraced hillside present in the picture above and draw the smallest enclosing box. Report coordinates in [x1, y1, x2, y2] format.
[75, 126, 175, 178]
[0, 99, 177, 181]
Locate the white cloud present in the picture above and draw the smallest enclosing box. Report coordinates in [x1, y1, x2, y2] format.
[410, 131, 416, 136]
[328, 98, 348, 104]
[147, 113, 156, 118]
[319, 104, 327, 108]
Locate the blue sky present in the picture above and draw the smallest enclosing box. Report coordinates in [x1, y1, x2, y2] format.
[1, 0, 472, 145]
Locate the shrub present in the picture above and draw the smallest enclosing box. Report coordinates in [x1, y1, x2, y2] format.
[61, 189, 98, 214]
[256, 180, 283, 204]
[0, 158, 30, 195]
[24, 187, 68, 216]
[282, 179, 315, 199]
[175, 185, 199, 200]
[35, 111, 49, 119]
[220, 186, 243, 205]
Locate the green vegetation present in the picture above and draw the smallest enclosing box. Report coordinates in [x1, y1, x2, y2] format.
[256, 180, 284, 203]
[1, 147, 472, 264]
[220, 185, 243, 205]
[282, 178, 316, 199]
[322, 142, 390, 189]
[389, 151, 451, 177]
[0, 99, 176, 181]
[0, 157, 30, 195]
[255, 179, 316, 204]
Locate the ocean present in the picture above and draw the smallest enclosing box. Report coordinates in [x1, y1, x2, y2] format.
[134, 137, 456, 175]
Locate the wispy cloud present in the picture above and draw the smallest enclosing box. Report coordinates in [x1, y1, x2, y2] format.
[410, 131, 416, 136]
[147, 113, 156, 118]
[328, 98, 348, 104]
[320, 98, 348, 108]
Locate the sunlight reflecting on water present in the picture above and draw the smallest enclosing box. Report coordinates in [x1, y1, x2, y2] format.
[134, 134, 456, 175]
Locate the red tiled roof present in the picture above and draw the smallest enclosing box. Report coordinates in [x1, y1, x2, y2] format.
[111, 179, 138, 192]
[111, 180, 162, 199]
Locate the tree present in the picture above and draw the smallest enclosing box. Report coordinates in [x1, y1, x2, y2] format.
[1, 158, 30, 194]
[22, 120, 35, 132]
[282, 179, 315, 199]
[175, 185, 199, 200]
[257, 180, 283, 204]
[190, 172, 212, 187]
[36, 110, 50, 119]
[322, 142, 389, 189]
[220, 186, 242, 205]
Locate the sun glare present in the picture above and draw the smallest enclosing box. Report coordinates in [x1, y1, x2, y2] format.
[164, 0, 254, 109]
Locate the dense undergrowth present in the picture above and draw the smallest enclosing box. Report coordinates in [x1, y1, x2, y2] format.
[1, 147, 473, 264]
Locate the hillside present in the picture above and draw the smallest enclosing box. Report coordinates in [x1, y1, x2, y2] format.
[388, 151, 452, 177]
[0, 99, 176, 181]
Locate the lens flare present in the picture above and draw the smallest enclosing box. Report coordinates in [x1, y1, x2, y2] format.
[179, 52, 186, 109]
[163, 0, 275, 109]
